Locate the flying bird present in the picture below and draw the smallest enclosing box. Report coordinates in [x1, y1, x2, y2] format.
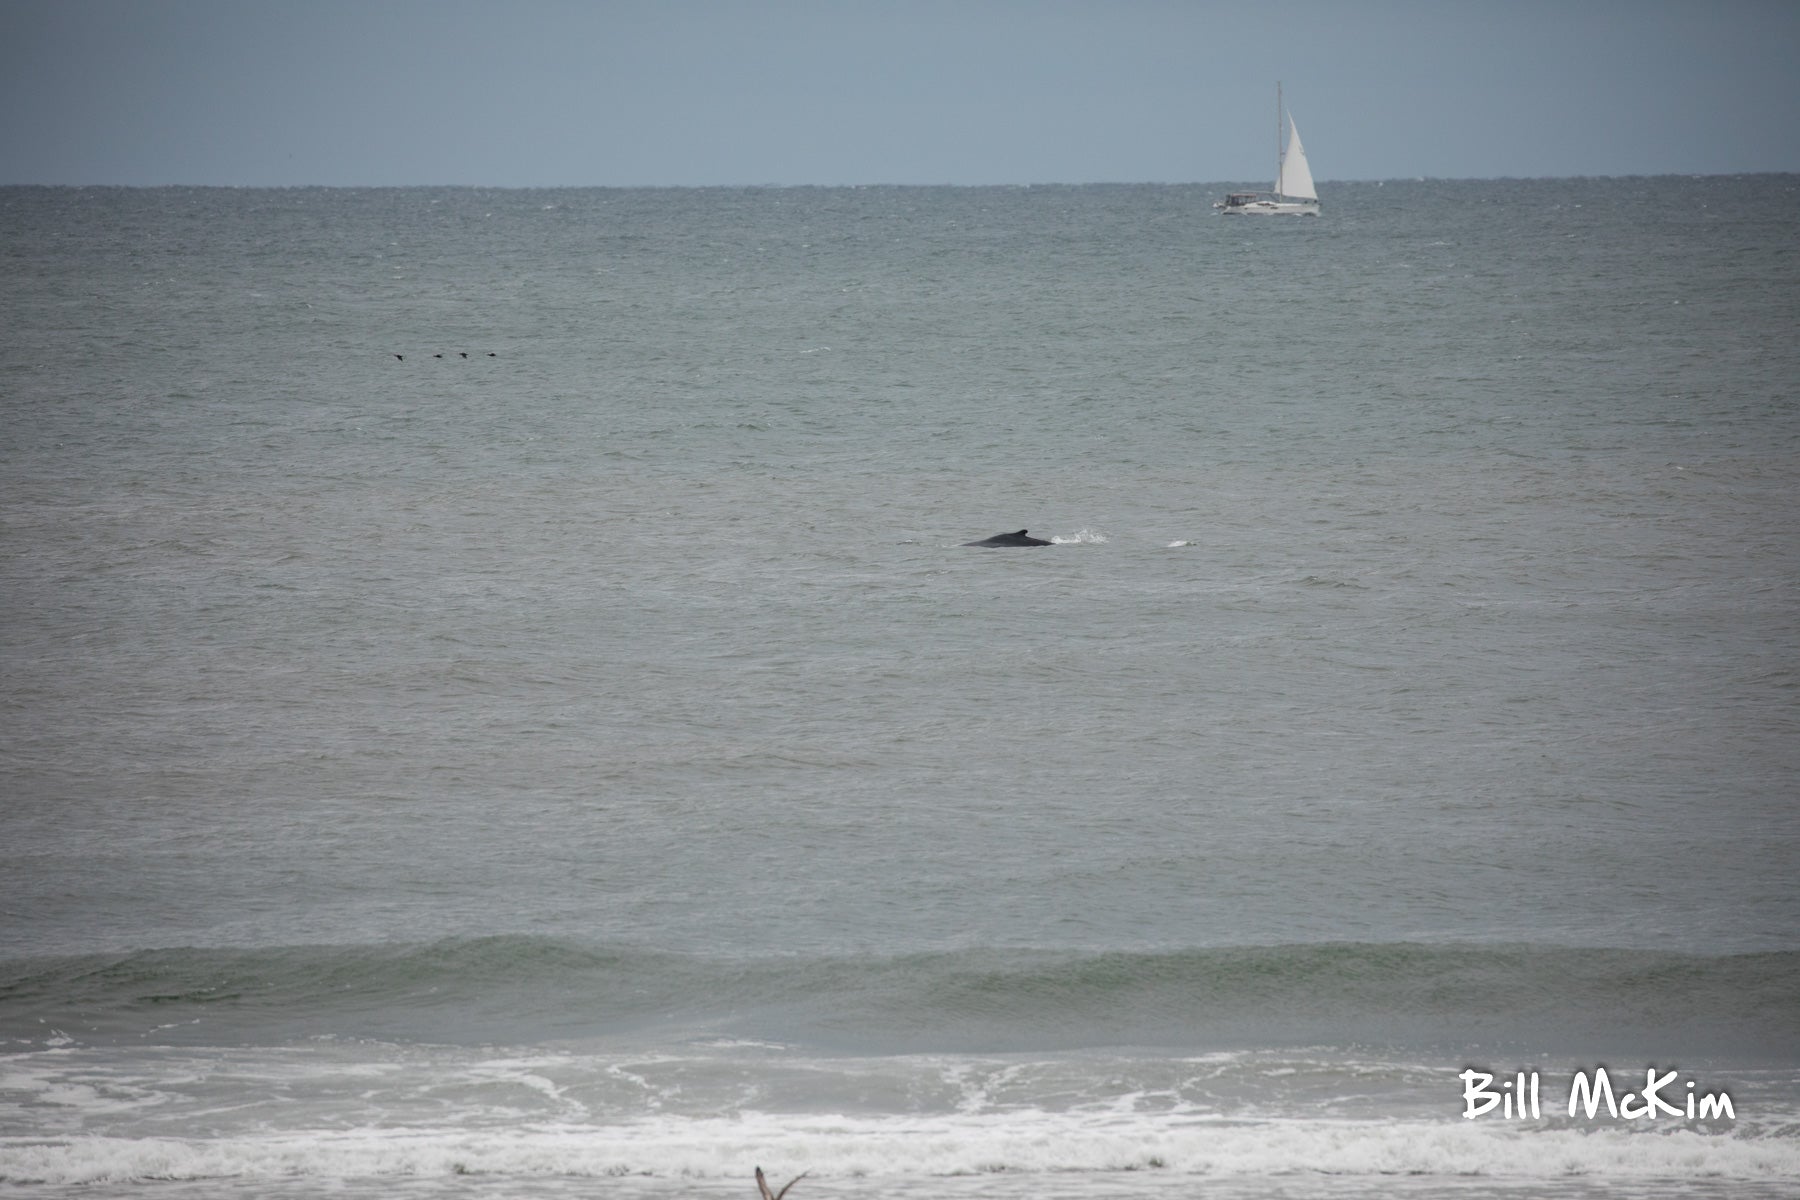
[755, 1167, 806, 1200]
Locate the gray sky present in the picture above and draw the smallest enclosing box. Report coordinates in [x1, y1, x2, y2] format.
[3, 0, 1797, 186]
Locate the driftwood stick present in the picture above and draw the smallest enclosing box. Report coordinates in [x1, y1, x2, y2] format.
[755, 1166, 808, 1200]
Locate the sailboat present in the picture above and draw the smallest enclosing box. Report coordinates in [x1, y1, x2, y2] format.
[1215, 84, 1320, 216]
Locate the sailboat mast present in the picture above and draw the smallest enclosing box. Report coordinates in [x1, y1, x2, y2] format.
[1276, 81, 1284, 197]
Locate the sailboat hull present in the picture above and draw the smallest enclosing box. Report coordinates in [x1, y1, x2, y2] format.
[1213, 193, 1320, 216]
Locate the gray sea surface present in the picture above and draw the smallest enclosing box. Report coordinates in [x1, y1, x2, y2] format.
[2, 178, 1798, 1196]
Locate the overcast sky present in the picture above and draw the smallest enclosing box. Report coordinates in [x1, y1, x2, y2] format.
[3, 0, 1797, 187]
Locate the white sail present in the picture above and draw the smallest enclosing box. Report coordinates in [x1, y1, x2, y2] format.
[1278, 117, 1317, 201]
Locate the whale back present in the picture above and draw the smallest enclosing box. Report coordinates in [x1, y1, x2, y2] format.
[963, 529, 1052, 547]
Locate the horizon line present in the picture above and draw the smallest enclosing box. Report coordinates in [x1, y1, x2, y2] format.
[2, 172, 1795, 191]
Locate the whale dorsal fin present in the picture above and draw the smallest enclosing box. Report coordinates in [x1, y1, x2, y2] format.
[1014, 529, 1028, 536]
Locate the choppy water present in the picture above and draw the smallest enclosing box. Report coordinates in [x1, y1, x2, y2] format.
[3, 178, 1799, 1196]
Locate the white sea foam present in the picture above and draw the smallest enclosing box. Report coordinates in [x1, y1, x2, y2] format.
[4, 1112, 1796, 1186]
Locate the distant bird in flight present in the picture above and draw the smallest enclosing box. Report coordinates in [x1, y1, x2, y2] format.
[755, 1168, 806, 1200]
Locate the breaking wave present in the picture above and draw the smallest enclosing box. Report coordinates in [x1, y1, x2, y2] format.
[4, 938, 1796, 1054]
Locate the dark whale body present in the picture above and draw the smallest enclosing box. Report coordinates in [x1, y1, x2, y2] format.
[963, 529, 1052, 547]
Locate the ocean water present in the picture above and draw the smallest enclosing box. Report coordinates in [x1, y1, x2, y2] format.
[2, 177, 1798, 1197]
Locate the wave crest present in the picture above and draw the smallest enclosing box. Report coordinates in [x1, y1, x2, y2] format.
[4, 938, 1796, 1054]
